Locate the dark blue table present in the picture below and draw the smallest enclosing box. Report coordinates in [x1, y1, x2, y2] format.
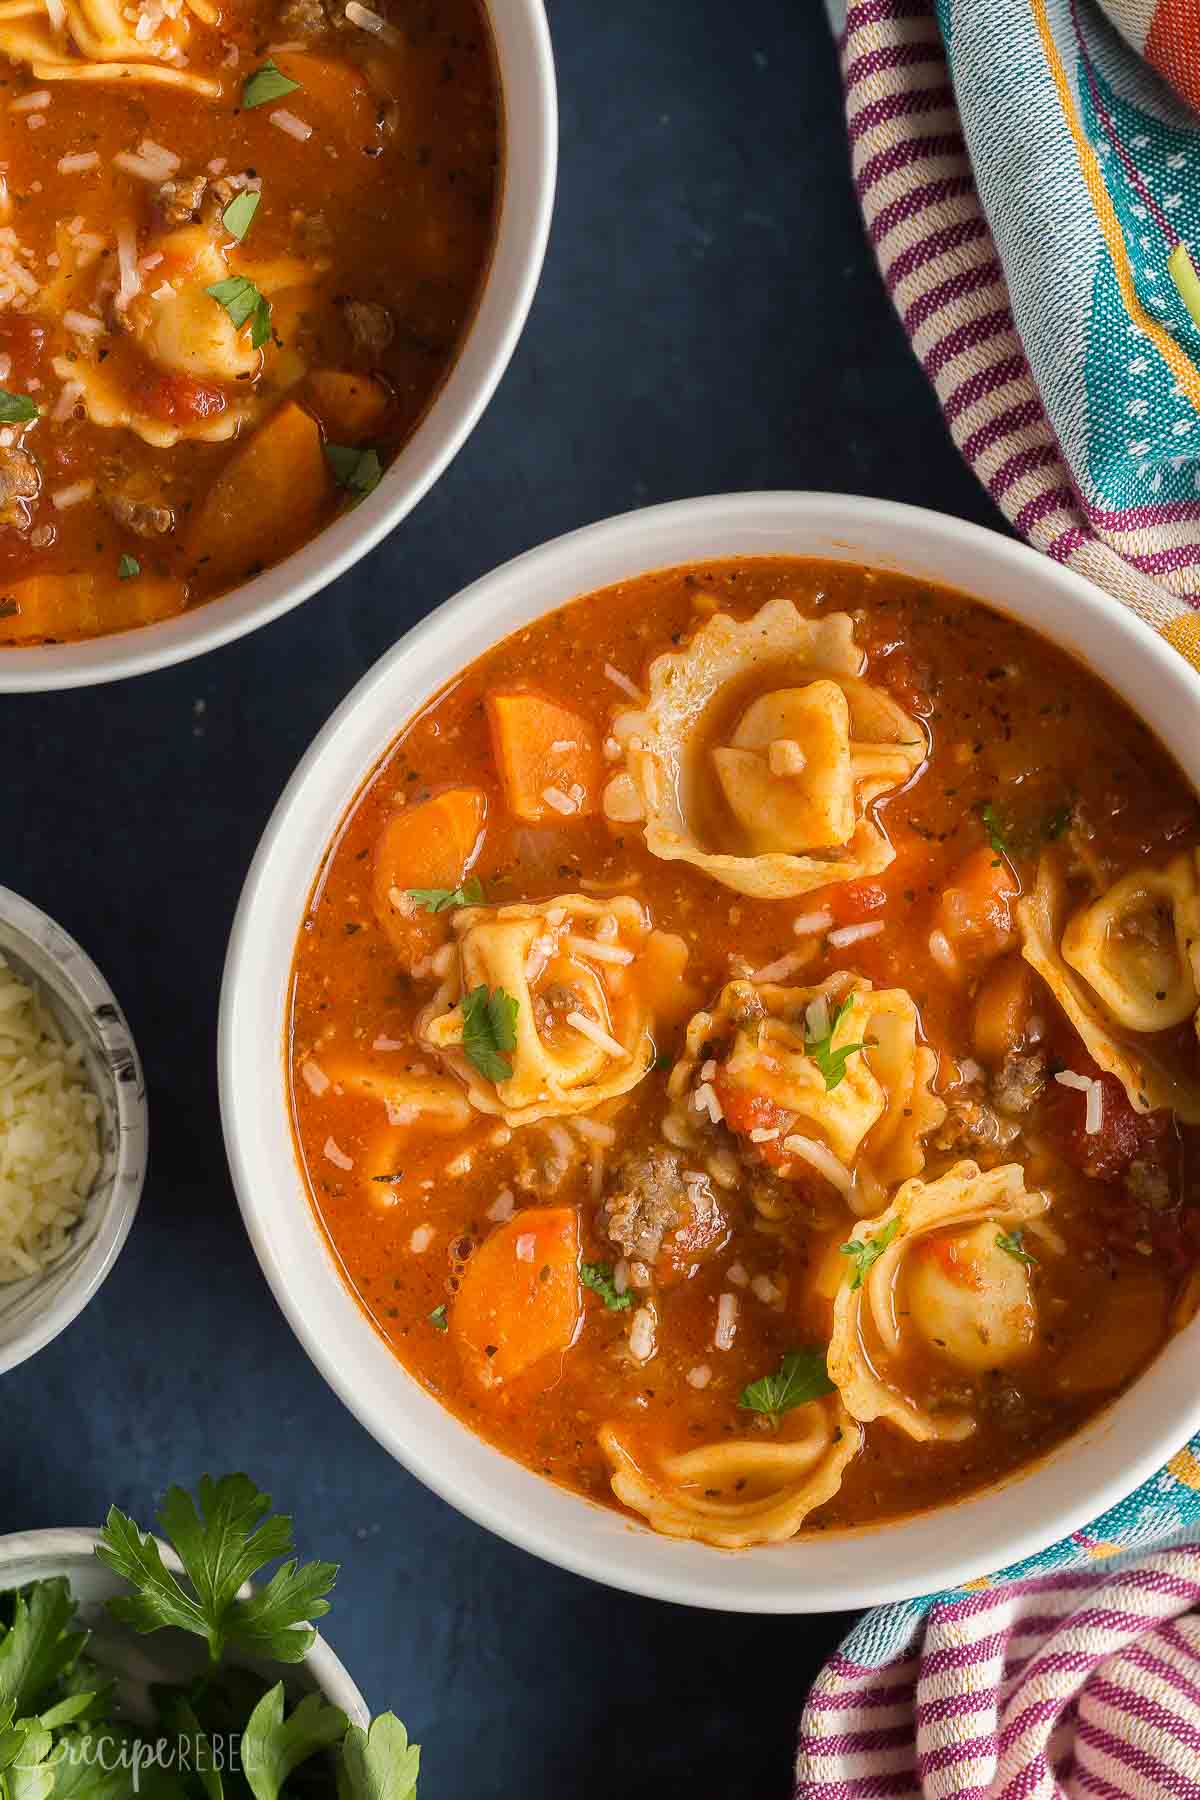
[4, 3, 1007, 1792]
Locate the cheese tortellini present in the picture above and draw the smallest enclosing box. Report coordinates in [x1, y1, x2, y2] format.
[665, 973, 945, 1207]
[828, 1160, 1047, 1443]
[2, 0, 222, 93]
[601, 600, 925, 898]
[1019, 851, 1200, 1122]
[417, 894, 687, 1127]
[598, 1395, 861, 1548]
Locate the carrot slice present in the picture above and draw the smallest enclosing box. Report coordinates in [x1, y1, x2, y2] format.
[307, 370, 389, 441]
[184, 401, 329, 584]
[271, 51, 378, 144]
[0, 572, 187, 641]
[935, 847, 1021, 970]
[451, 1206, 582, 1385]
[371, 786, 487, 960]
[485, 692, 603, 823]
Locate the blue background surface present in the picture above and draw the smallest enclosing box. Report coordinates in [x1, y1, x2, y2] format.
[3, 2, 1007, 1793]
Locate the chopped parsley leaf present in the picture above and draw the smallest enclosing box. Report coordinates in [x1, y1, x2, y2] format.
[406, 876, 485, 914]
[241, 58, 300, 108]
[117, 554, 141, 580]
[221, 190, 261, 242]
[579, 1261, 633, 1311]
[995, 1229, 1038, 1268]
[805, 996, 869, 1091]
[325, 444, 383, 504]
[739, 1347, 834, 1420]
[840, 1216, 901, 1290]
[0, 388, 37, 424]
[979, 800, 1010, 866]
[428, 1304, 448, 1331]
[460, 984, 518, 1084]
[205, 274, 272, 349]
[1044, 803, 1074, 841]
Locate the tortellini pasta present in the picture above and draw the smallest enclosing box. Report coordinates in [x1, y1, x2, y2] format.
[417, 894, 687, 1128]
[601, 599, 925, 898]
[1019, 852, 1200, 1122]
[598, 1396, 861, 1548]
[827, 1160, 1047, 1443]
[665, 973, 945, 1207]
[2, 0, 222, 93]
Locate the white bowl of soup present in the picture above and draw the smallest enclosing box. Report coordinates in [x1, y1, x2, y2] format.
[0, 0, 554, 689]
[220, 492, 1200, 1612]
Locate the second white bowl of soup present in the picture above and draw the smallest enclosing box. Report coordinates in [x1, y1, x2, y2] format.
[0, 0, 554, 689]
[221, 492, 1200, 1612]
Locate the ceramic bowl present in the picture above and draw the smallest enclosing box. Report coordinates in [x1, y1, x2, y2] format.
[0, 1528, 368, 1727]
[219, 491, 1200, 1612]
[0, 887, 147, 1373]
[0, 0, 556, 692]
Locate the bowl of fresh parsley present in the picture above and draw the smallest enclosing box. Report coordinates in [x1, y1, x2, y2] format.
[0, 1473, 419, 1797]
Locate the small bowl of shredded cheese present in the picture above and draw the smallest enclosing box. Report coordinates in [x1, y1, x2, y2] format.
[0, 886, 146, 1373]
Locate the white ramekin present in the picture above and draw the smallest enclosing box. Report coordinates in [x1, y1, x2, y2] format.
[1, 0, 556, 692]
[0, 1528, 369, 1724]
[219, 492, 1200, 1613]
[0, 887, 147, 1374]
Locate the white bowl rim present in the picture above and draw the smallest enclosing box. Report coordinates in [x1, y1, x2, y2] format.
[0, 1526, 370, 1724]
[220, 490, 1200, 1613]
[0, 0, 557, 693]
[0, 886, 147, 1375]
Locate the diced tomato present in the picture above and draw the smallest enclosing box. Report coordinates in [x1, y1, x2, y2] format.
[827, 880, 888, 926]
[1046, 1063, 1169, 1183]
[711, 1073, 793, 1169]
[138, 373, 229, 424]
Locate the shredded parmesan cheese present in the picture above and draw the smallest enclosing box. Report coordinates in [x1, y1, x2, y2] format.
[827, 921, 883, 948]
[345, 0, 403, 42]
[686, 1363, 712, 1389]
[565, 935, 632, 965]
[269, 108, 313, 141]
[57, 151, 100, 174]
[565, 1011, 627, 1059]
[322, 1137, 353, 1171]
[515, 1231, 536, 1263]
[409, 1223, 434, 1253]
[751, 951, 808, 983]
[603, 662, 641, 700]
[51, 480, 95, 510]
[781, 1133, 853, 1195]
[486, 1187, 515, 1223]
[10, 91, 51, 112]
[792, 910, 834, 936]
[628, 1304, 656, 1362]
[541, 786, 578, 816]
[714, 1291, 739, 1351]
[300, 1059, 329, 1096]
[62, 310, 105, 338]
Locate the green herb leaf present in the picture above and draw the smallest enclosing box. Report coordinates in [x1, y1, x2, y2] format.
[0, 1580, 87, 1718]
[97, 1475, 337, 1665]
[1, 1719, 53, 1800]
[221, 191, 261, 242]
[653, 1051, 673, 1072]
[978, 800, 1010, 866]
[205, 276, 272, 350]
[405, 877, 485, 915]
[739, 1347, 834, 1420]
[116, 554, 140, 581]
[243, 1681, 348, 1800]
[428, 1304, 448, 1331]
[995, 1229, 1038, 1268]
[804, 997, 869, 1092]
[241, 58, 300, 109]
[579, 1262, 633, 1311]
[156, 1692, 224, 1800]
[1044, 803, 1073, 842]
[337, 1713, 420, 1800]
[0, 389, 37, 424]
[324, 444, 383, 504]
[460, 985, 518, 1084]
[839, 1216, 901, 1291]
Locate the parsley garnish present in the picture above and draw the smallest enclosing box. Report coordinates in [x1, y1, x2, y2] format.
[242, 1682, 349, 1800]
[406, 877, 485, 914]
[116, 554, 140, 580]
[739, 1348, 834, 1421]
[580, 1261, 633, 1311]
[1044, 803, 1073, 842]
[205, 274, 272, 350]
[341, 1714, 421, 1800]
[96, 1473, 337, 1665]
[840, 1216, 901, 1290]
[0, 389, 36, 424]
[241, 58, 300, 108]
[995, 1229, 1038, 1268]
[325, 444, 383, 504]
[428, 1304, 448, 1330]
[460, 984, 518, 1083]
[221, 190, 261, 242]
[979, 800, 1010, 865]
[805, 996, 869, 1091]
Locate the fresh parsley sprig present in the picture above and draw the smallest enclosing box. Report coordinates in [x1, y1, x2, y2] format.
[979, 800, 1010, 866]
[460, 985, 518, 1084]
[405, 877, 485, 915]
[839, 1216, 901, 1290]
[206, 275, 272, 351]
[0, 390, 37, 425]
[241, 58, 300, 108]
[804, 996, 870, 1092]
[739, 1348, 834, 1422]
[325, 445, 383, 505]
[96, 1473, 337, 1666]
[580, 1262, 633, 1311]
[995, 1229, 1037, 1268]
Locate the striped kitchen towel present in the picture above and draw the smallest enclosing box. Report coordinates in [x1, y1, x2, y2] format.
[828, 0, 1200, 671]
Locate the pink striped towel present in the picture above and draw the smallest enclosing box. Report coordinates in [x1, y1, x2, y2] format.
[795, 1543, 1200, 1798]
